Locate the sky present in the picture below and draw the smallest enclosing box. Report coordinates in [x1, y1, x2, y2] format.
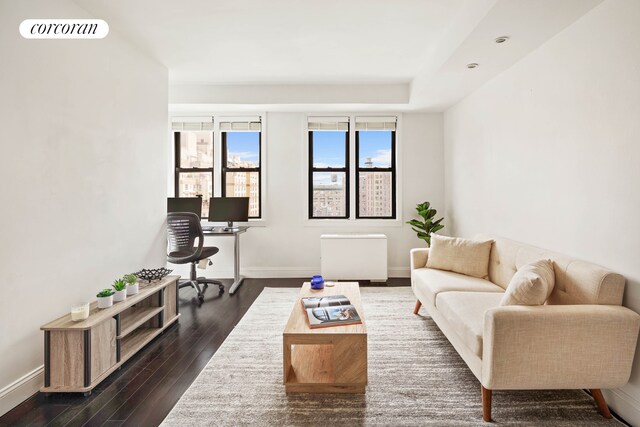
[227, 132, 259, 166]
[226, 131, 392, 170]
[312, 130, 392, 185]
[313, 130, 392, 168]
[358, 131, 392, 168]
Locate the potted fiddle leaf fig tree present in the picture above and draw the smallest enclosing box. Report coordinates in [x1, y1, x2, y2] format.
[406, 201, 444, 247]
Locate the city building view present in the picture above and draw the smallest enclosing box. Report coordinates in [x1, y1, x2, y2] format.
[311, 130, 394, 217]
[175, 131, 261, 218]
[310, 162, 392, 218]
[176, 130, 391, 219]
[225, 155, 260, 217]
[358, 158, 393, 217]
[177, 131, 213, 216]
[224, 132, 260, 217]
[312, 172, 346, 217]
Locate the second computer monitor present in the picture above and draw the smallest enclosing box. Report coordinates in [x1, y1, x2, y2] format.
[208, 197, 249, 227]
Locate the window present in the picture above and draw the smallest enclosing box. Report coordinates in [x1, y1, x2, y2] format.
[308, 117, 350, 218]
[172, 116, 262, 220]
[307, 116, 397, 220]
[173, 124, 214, 217]
[355, 124, 396, 218]
[222, 130, 261, 218]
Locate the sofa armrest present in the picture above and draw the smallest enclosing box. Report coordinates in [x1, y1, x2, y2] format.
[482, 304, 640, 390]
[410, 248, 429, 270]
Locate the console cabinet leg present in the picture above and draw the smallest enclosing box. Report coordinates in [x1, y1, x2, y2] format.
[482, 386, 492, 422]
[413, 300, 422, 315]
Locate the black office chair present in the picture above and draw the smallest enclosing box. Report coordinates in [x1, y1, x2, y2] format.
[167, 212, 225, 302]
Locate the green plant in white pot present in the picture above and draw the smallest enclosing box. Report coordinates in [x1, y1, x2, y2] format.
[112, 279, 127, 302]
[406, 201, 444, 247]
[124, 274, 139, 295]
[96, 289, 115, 309]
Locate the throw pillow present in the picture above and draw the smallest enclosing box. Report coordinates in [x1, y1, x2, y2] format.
[426, 234, 493, 279]
[500, 259, 555, 306]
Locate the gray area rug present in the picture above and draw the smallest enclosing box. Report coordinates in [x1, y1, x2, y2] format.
[162, 287, 621, 426]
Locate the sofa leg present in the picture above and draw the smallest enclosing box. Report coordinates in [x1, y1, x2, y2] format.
[482, 386, 492, 422]
[591, 389, 612, 419]
[413, 300, 422, 315]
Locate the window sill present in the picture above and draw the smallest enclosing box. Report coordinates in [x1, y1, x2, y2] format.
[304, 218, 403, 228]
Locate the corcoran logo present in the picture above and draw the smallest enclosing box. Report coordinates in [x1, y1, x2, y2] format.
[19, 19, 109, 39]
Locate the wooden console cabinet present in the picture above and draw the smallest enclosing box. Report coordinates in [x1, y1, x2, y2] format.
[40, 275, 180, 394]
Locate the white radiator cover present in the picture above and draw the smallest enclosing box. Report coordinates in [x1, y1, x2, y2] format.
[320, 234, 388, 282]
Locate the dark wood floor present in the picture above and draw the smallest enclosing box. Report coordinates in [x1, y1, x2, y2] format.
[0, 278, 409, 427]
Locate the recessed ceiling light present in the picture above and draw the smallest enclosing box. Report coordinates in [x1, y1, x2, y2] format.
[495, 36, 509, 44]
[467, 63, 479, 69]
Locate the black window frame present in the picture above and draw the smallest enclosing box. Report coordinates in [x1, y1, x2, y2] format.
[173, 131, 214, 215]
[221, 131, 262, 219]
[355, 130, 396, 219]
[308, 130, 350, 219]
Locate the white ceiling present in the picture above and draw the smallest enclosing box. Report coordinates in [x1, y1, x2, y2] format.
[76, 0, 603, 112]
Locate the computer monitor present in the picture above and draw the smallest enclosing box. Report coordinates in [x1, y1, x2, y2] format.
[208, 197, 249, 228]
[167, 197, 203, 218]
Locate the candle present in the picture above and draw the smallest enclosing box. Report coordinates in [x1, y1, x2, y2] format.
[71, 303, 90, 321]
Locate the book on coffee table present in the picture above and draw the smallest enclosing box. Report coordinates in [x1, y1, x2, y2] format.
[301, 294, 351, 309]
[305, 303, 362, 328]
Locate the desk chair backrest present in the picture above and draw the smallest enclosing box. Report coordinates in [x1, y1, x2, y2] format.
[167, 212, 204, 264]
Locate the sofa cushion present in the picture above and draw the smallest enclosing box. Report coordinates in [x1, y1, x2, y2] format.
[477, 233, 625, 305]
[427, 234, 493, 279]
[436, 292, 504, 358]
[412, 267, 504, 306]
[500, 259, 555, 306]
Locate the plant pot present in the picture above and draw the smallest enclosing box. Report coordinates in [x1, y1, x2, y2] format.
[113, 289, 127, 302]
[97, 295, 113, 309]
[127, 283, 139, 295]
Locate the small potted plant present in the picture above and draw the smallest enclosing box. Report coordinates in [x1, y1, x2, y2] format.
[96, 289, 115, 309]
[112, 279, 127, 302]
[124, 274, 139, 295]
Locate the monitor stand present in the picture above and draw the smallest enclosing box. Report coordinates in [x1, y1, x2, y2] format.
[224, 220, 239, 232]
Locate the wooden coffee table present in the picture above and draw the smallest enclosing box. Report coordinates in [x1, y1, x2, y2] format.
[283, 282, 367, 393]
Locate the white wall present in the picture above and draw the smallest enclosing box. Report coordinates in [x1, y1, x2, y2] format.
[443, 0, 640, 422]
[175, 112, 444, 280]
[0, 0, 168, 416]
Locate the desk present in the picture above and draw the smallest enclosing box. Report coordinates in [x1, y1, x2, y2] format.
[202, 226, 248, 295]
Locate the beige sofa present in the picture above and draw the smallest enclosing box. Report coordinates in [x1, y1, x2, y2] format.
[410, 234, 640, 422]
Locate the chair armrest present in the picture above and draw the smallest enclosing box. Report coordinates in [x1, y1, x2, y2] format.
[482, 304, 640, 390]
[410, 248, 429, 270]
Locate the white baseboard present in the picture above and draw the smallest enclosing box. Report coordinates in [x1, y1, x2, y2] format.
[388, 267, 410, 278]
[604, 387, 640, 426]
[177, 265, 411, 280]
[242, 267, 410, 279]
[0, 366, 43, 417]
[242, 267, 318, 278]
